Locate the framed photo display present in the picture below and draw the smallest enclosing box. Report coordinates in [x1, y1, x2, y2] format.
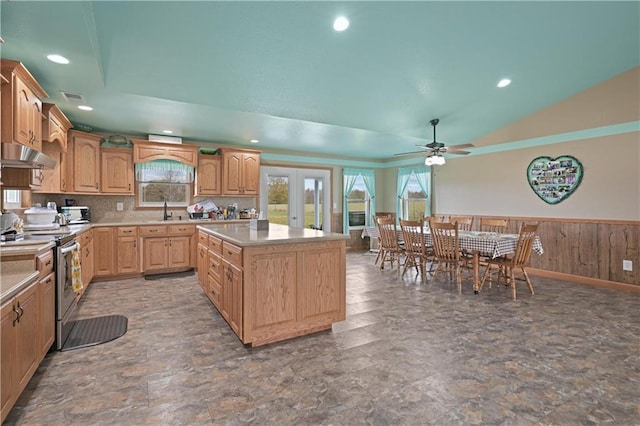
[527, 155, 583, 204]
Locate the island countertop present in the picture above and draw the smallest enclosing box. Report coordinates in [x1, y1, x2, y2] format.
[196, 222, 349, 246]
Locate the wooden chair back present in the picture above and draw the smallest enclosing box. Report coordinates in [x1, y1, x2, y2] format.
[449, 216, 473, 231]
[429, 220, 460, 262]
[480, 218, 509, 233]
[377, 217, 401, 252]
[512, 223, 539, 267]
[425, 215, 447, 224]
[400, 219, 425, 257]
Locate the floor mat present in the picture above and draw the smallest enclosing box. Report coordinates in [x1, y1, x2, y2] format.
[144, 270, 194, 280]
[61, 315, 128, 351]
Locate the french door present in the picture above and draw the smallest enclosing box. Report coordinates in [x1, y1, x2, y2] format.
[260, 166, 331, 230]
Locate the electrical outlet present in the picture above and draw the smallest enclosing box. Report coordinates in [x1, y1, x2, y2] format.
[116, 202, 124, 211]
[623, 260, 632, 271]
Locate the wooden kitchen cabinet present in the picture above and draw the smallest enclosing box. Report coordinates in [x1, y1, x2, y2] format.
[68, 130, 102, 193]
[1, 59, 47, 151]
[222, 259, 243, 335]
[36, 249, 55, 356]
[92, 227, 114, 277]
[0, 280, 40, 423]
[116, 226, 138, 274]
[78, 229, 94, 295]
[101, 148, 134, 194]
[196, 154, 221, 196]
[141, 224, 194, 273]
[219, 149, 260, 195]
[132, 140, 198, 167]
[42, 103, 72, 152]
[197, 242, 208, 291]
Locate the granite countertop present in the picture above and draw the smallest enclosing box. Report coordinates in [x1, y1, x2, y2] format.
[92, 218, 251, 227]
[197, 222, 349, 246]
[0, 240, 56, 255]
[0, 260, 41, 304]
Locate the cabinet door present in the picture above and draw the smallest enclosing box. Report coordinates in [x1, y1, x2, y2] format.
[241, 153, 260, 195]
[116, 237, 138, 274]
[93, 227, 114, 276]
[72, 133, 101, 192]
[82, 236, 94, 288]
[15, 284, 39, 394]
[168, 236, 190, 269]
[39, 272, 55, 356]
[197, 244, 207, 290]
[222, 151, 243, 195]
[29, 95, 43, 151]
[196, 156, 221, 195]
[33, 149, 63, 193]
[14, 77, 32, 147]
[207, 251, 223, 309]
[224, 261, 243, 336]
[101, 149, 134, 194]
[0, 301, 16, 421]
[143, 238, 169, 271]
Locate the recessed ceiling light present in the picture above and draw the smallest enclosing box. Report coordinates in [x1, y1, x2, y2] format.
[250, 139, 259, 144]
[162, 130, 173, 134]
[46, 54, 70, 64]
[333, 16, 349, 31]
[77, 105, 93, 111]
[497, 78, 512, 88]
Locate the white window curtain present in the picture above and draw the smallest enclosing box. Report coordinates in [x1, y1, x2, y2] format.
[397, 166, 431, 219]
[343, 168, 376, 235]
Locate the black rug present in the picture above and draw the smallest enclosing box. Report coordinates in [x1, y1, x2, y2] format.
[61, 315, 128, 351]
[144, 270, 194, 280]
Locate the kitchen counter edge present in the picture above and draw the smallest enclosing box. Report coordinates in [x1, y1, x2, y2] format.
[196, 222, 349, 246]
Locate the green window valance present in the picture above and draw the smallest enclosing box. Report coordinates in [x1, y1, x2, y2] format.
[135, 159, 194, 183]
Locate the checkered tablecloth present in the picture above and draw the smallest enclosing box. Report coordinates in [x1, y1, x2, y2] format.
[362, 227, 543, 259]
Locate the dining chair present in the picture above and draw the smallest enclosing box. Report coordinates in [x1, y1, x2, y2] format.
[376, 217, 404, 274]
[399, 219, 433, 281]
[428, 219, 473, 294]
[478, 223, 539, 300]
[371, 213, 394, 265]
[479, 217, 509, 233]
[448, 216, 473, 231]
[425, 215, 447, 224]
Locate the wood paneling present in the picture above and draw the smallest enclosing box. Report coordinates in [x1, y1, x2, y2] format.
[438, 214, 640, 287]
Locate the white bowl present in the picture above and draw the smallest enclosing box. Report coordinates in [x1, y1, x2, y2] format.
[24, 207, 57, 225]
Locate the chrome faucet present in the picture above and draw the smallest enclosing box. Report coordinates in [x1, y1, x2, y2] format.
[163, 201, 173, 221]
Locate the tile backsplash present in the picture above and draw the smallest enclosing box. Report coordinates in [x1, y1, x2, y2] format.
[31, 194, 257, 222]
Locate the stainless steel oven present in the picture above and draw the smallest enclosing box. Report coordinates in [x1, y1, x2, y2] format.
[56, 236, 78, 350]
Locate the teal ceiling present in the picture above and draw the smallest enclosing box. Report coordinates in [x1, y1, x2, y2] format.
[1, 1, 638, 160]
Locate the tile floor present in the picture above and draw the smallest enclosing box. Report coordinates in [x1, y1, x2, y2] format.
[5, 252, 640, 425]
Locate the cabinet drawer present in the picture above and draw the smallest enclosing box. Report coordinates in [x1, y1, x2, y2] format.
[208, 251, 222, 282]
[138, 225, 167, 236]
[208, 235, 223, 254]
[207, 273, 222, 307]
[117, 226, 138, 237]
[36, 250, 54, 277]
[198, 231, 208, 245]
[168, 224, 195, 235]
[222, 241, 243, 266]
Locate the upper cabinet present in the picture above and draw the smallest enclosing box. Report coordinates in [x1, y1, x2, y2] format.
[132, 140, 198, 167]
[196, 155, 221, 196]
[219, 149, 260, 196]
[41, 103, 72, 152]
[0, 59, 48, 151]
[67, 130, 102, 193]
[101, 148, 134, 194]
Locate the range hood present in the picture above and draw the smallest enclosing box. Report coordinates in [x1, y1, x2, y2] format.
[1, 143, 56, 169]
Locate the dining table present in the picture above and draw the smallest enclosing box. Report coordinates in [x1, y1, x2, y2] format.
[362, 227, 544, 293]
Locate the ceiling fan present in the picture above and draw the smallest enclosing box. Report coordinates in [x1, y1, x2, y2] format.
[395, 119, 474, 161]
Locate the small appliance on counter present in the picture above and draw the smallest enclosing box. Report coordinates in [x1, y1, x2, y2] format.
[1, 210, 25, 242]
[60, 206, 91, 224]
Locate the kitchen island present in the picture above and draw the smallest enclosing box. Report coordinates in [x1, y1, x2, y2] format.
[196, 222, 348, 346]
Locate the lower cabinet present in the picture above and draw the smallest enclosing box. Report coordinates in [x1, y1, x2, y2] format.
[79, 229, 94, 295]
[141, 224, 194, 273]
[116, 227, 138, 275]
[93, 227, 114, 277]
[0, 280, 41, 423]
[222, 259, 243, 336]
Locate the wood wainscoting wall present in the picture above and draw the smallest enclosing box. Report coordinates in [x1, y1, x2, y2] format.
[441, 214, 639, 292]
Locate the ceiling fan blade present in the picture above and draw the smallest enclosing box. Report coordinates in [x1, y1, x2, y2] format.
[446, 150, 471, 155]
[394, 150, 430, 156]
[446, 143, 474, 150]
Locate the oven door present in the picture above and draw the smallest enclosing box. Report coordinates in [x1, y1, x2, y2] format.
[56, 239, 78, 349]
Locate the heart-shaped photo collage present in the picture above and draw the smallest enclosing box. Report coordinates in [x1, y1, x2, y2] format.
[527, 155, 583, 204]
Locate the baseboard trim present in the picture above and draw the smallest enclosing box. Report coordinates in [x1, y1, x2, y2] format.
[527, 268, 640, 294]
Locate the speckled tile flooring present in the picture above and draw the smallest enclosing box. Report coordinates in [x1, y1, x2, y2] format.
[6, 252, 640, 425]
